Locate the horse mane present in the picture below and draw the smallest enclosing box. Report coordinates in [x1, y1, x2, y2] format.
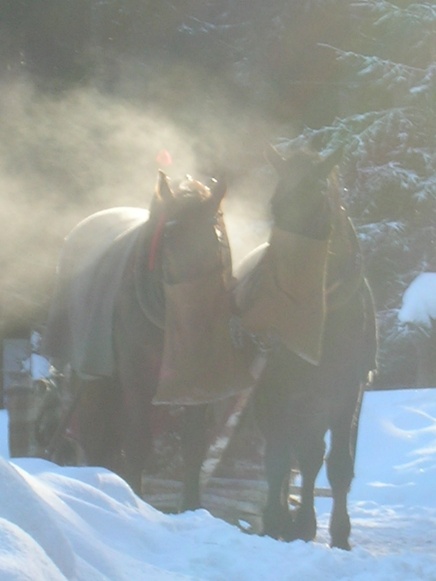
[175, 177, 213, 201]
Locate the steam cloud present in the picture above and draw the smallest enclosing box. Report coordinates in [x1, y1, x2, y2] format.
[0, 72, 282, 335]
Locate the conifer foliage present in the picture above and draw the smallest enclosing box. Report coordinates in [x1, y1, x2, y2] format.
[282, 2, 436, 385]
[1, 1, 435, 384]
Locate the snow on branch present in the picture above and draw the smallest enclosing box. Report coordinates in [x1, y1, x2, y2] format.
[321, 45, 428, 97]
[398, 273, 436, 328]
[352, 1, 436, 27]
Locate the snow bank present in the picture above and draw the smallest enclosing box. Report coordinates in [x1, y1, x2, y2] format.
[0, 387, 435, 580]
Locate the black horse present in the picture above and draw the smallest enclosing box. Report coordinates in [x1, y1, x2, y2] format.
[43, 171, 248, 494]
[183, 147, 377, 550]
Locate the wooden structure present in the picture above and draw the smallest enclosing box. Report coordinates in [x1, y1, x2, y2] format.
[142, 392, 331, 533]
[2, 337, 51, 457]
[2, 339, 331, 529]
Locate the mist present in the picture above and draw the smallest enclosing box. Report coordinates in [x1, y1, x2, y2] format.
[0, 70, 283, 335]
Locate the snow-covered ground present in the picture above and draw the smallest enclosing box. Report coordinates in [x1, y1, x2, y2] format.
[0, 386, 435, 580]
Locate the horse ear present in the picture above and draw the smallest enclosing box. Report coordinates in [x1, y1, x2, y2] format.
[156, 170, 174, 202]
[210, 177, 227, 206]
[265, 144, 287, 173]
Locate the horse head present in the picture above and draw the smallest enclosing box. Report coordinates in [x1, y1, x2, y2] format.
[147, 170, 231, 285]
[267, 145, 342, 238]
[235, 145, 344, 366]
[145, 171, 249, 406]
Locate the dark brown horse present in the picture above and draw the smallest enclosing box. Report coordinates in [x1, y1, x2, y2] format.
[244, 148, 377, 550]
[43, 171, 248, 494]
[183, 147, 377, 550]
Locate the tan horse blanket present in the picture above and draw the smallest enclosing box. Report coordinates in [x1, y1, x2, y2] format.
[234, 207, 364, 366]
[153, 273, 253, 404]
[235, 229, 330, 365]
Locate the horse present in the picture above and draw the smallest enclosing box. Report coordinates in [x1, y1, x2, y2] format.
[182, 147, 377, 550]
[42, 170, 249, 495]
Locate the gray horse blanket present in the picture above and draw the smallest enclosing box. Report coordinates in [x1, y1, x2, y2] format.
[44, 207, 149, 377]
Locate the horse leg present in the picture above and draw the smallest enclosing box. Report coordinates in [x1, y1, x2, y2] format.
[259, 348, 327, 543]
[180, 404, 208, 511]
[254, 355, 299, 540]
[292, 419, 326, 543]
[326, 386, 363, 550]
[119, 382, 154, 496]
[262, 431, 295, 540]
[73, 376, 121, 470]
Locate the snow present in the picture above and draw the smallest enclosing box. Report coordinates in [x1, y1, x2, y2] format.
[0, 386, 435, 580]
[21, 354, 50, 382]
[398, 272, 436, 328]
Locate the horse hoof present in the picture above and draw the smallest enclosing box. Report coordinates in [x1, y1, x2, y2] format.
[179, 499, 202, 513]
[293, 508, 317, 543]
[330, 513, 351, 550]
[331, 539, 351, 551]
[263, 509, 297, 541]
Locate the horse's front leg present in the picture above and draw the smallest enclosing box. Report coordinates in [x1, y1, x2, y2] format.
[326, 434, 353, 550]
[121, 389, 154, 495]
[255, 363, 296, 540]
[180, 404, 209, 511]
[262, 434, 295, 540]
[73, 375, 122, 471]
[293, 422, 326, 543]
[326, 388, 362, 550]
[115, 344, 156, 495]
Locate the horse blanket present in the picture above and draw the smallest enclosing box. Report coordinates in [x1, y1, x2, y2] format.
[234, 206, 366, 366]
[234, 230, 330, 365]
[43, 207, 254, 404]
[43, 207, 150, 378]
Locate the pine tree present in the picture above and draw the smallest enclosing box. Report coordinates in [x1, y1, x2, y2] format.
[278, 1, 436, 385]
